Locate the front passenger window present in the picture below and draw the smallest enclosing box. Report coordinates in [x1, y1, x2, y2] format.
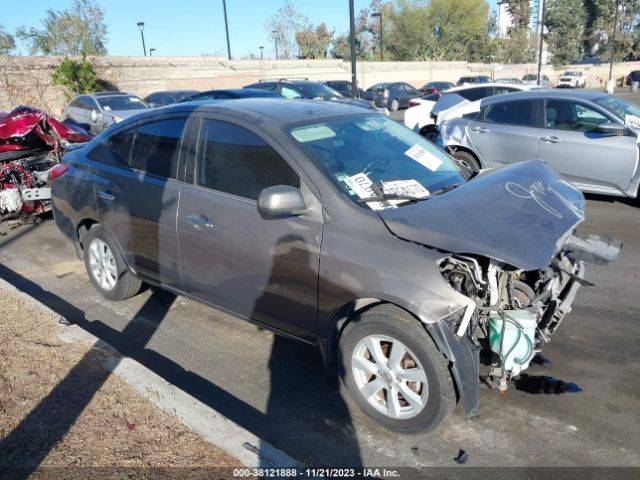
[197, 119, 299, 200]
[545, 100, 609, 132]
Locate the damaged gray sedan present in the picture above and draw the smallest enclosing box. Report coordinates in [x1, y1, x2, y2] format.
[52, 100, 620, 433]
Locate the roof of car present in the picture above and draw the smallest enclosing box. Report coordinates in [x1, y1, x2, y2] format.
[91, 91, 128, 96]
[190, 88, 281, 99]
[480, 89, 608, 105]
[112, 98, 370, 127]
[446, 82, 542, 93]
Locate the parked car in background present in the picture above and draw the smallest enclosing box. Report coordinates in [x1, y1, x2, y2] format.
[359, 82, 420, 111]
[522, 73, 552, 87]
[625, 70, 640, 85]
[179, 88, 282, 102]
[404, 83, 543, 142]
[144, 90, 200, 107]
[419, 81, 455, 95]
[456, 75, 492, 86]
[494, 77, 523, 84]
[51, 98, 618, 433]
[322, 80, 359, 98]
[439, 90, 640, 197]
[243, 79, 381, 112]
[63, 92, 151, 134]
[360, 82, 388, 102]
[556, 71, 587, 88]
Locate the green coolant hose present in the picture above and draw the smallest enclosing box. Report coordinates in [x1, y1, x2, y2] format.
[496, 309, 534, 368]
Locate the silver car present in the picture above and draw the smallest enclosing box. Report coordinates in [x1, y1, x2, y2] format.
[63, 92, 151, 134]
[440, 90, 640, 198]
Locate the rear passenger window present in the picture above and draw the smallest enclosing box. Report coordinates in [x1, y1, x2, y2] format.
[130, 118, 187, 179]
[484, 100, 537, 127]
[458, 87, 489, 101]
[197, 119, 299, 200]
[87, 129, 135, 165]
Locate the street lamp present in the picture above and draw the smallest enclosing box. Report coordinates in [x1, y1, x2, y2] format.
[536, 0, 546, 86]
[136, 22, 146, 56]
[349, 0, 357, 97]
[371, 12, 383, 61]
[221, 0, 232, 60]
[259, 46, 264, 60]
[149, 48, 156, 56]
[609, 0, 622, 82]
[272, 30, 279, 59]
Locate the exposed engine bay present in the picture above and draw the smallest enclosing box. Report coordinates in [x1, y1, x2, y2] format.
[0, 106, 92, 225]
[439, 234, 621, 394]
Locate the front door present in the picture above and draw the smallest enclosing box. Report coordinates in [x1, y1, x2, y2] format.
[177, 117, 323, 341]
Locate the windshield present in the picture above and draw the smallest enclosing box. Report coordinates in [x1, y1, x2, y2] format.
[523, 74, 537, 80]
[289, 114, 467, 210]
[563, 71, 579, 76]
[594, 95, 640, 120]
[98, 95, 149, 111]
[296, 83, 342, 100]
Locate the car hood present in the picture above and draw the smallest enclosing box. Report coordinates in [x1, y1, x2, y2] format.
[377, 160, 586, 271]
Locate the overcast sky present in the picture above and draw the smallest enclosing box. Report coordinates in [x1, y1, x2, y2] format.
[3, 0, 499, 58]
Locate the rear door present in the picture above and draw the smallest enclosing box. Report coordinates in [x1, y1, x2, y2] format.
[94, 115, 189, 287]
[466, 97, 543, 167]
[177, 116, 323, 341]
[540, 98, 638, 193]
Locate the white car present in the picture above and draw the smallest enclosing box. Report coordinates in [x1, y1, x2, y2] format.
[557, 71, 587, 88]
[404, 83, 543, 142]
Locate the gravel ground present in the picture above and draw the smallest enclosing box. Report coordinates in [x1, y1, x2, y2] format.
[0, 282, 241, 479]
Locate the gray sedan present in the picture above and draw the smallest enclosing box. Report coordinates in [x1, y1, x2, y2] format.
[440, 90, 640, 198]
[63, 92, 151, 134]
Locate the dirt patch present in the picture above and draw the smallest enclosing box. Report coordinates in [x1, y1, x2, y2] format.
[0, 283, 242, 478]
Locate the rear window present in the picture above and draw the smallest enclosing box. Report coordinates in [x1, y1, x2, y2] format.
[458, 87, 490, 101]
[87, 128, 134, 165]
[129, 118, 187, 179]
[483, 99, 538, 127]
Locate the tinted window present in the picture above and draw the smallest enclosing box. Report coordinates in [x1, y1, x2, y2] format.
[197, 120, 299, 200]
[492, 86, 517, 95]
[130, 118, 187, 179]
[484, 99, 537, 126]
[87, 128, 135, 165]
[279, 85, 303, 99]
[545, 100, 609, 132]
[97, 95, 149, 111]
[458, 87, 489, 101]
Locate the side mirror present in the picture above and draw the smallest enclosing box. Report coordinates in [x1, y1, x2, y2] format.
[257, 185, 307, 218]
[596, 121, 626, 136]
[90, 109, 98, 122]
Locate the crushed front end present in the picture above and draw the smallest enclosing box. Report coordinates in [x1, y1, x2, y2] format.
[438, 234, 621, 395]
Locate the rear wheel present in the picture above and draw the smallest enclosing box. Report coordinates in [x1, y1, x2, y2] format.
[83, 225, 142, 301]
[338, 305, 456, 433]
[390, 98, 400, 111]
[451, 150, 480, 172]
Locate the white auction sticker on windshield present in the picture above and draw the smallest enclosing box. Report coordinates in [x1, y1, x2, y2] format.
[625, 114, 640, 129]
[405, 144, 443, 171]
[382, 180, 430, 199]
[345, 173, 387, 210]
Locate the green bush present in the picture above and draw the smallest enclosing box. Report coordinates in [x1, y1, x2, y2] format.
[51, 57, 100, 99]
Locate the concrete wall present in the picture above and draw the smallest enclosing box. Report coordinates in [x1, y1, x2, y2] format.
[1, 55, 639, 116]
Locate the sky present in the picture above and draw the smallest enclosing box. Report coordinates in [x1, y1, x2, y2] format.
[2, 0, 499, 59]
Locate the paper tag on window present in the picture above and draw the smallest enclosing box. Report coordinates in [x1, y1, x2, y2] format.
[344, 173, 387, 210]
[405, 144, 443, 171]
[382, 180, 430, 199]
[625, 114, 640, 129]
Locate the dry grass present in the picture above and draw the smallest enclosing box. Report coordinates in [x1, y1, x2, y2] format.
[0, 283, 242, 478]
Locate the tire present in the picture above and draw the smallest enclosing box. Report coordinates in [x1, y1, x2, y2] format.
[338, 304, 456, 433]
[451, 150, 480, 172]
[389, 99, 400, 111]
[83, 225, 142, 301]
[421, 128, 440, 144]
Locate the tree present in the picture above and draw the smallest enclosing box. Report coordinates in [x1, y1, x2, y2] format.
[545, 0, 587, 67]
[296, 23, 334, 59]
[506, 0, 532, 31]
[495, 0, 537, 64]
[17, 0, 107, 55]
[385, 0, 490, 61]
[265, 0, 309, 59]
[0, 25, 15, 54]
[330, 34, 353, 60]
[51, 57, 100, 99]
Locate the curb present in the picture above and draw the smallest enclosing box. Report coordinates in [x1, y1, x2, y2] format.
[1, 277, 302, 470]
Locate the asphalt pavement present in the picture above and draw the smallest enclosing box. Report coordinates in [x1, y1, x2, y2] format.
[0, 87, 639, 472]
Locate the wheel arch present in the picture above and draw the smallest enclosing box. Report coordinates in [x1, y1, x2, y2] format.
[447, 145, 484, 168]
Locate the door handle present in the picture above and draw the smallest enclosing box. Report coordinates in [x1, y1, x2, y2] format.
[97, 190, 115, 201]
[186, 214, 214, 229]
[471, 126, 490, 133]
[540, 136, 563, 143]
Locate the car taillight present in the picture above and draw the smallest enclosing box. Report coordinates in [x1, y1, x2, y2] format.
[408, 101, 421, 108]
[49, 163, 69, 183]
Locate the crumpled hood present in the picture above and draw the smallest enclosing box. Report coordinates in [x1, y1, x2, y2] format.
[377, 160, 586, 271]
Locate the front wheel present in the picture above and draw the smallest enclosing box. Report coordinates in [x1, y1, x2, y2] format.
[389, 99, 400, 111]
[451, 150, 480, 172]
[338, 305, 456, 433]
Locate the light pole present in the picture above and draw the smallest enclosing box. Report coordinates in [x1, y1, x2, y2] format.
[371, 12, 383, 61]
[259, 46, 264, 60]
[272, 30, 279, 59]
[609, 0, 621, 82]
[149, 48, 156, 56]
[222, 0, 232, 60]
[349, 0, 357, 97]
[536, 0, 546, 86]
[137, 22, 146, 56]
